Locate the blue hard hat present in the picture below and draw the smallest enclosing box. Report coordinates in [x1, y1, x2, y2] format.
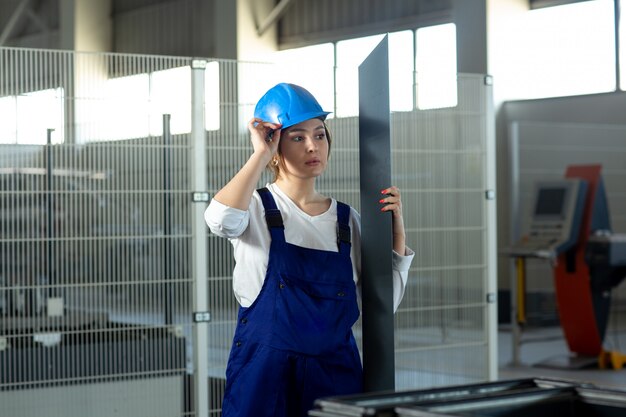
[254, 83, 331, 129]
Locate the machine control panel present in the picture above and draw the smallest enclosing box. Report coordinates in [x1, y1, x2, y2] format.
[508, 179, 587, 259]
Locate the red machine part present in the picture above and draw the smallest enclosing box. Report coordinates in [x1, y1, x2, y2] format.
[553, 164, 603, 356]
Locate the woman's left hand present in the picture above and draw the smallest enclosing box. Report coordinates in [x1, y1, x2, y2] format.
[380, 186, 407, 255]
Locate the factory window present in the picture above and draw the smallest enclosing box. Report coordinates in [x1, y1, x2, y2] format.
[0, 88, 64, 145]
[204, 61, 221, 131]
[497, 0, 616, 100]
[416, 23, 458, 110]
[150, 67, 191, 135]
[276, 24, 457, 117]
[273, 43, 335, 120]
[92, 63, 220, 142]
[336, 31, 414, 117]
[390, 30, 417, 112]
[147, 63, 220, 134]
[0, 96, 18, 144]
[103, 73, 151, 140]
[336, 34, 385, 117]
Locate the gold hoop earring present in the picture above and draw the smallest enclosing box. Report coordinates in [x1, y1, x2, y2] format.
[272, 158, 279, 167]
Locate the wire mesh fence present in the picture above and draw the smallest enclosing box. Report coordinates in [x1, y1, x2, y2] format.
[0, 46, 495, 416]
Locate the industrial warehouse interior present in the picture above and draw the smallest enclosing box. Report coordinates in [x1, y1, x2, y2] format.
[1, 0, 626, 416]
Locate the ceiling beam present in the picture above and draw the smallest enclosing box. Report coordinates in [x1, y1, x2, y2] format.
[256, 0, 294, 36]
[0, 0, 32, 45]
[25, 5, 48, 32]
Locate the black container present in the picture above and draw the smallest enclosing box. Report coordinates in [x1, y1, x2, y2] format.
[310, 378, 580, 417]
[395, 385, 626, 417]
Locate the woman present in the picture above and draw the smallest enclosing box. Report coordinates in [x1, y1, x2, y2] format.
[205, 83, 414, 417]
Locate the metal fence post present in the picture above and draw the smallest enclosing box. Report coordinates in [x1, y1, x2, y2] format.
[191, 58, 209, 417]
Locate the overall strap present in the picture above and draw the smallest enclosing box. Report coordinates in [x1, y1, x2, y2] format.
[257, 187, 286, 242]
[336, 201, 352, 255]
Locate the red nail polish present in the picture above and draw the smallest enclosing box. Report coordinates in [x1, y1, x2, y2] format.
[381, 189, 387, 194]
[379, 199, 385, 203]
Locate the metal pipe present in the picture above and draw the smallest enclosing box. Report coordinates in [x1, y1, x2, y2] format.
[615, 0, 621, 91]
[483, 75, 498, 380]
[46, 128, 54, 311]
[191, 59, 209, 417]
[509, 122, 522, 367]
[163, 114, 173, 325]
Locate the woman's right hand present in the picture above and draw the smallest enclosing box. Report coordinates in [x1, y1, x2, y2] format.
[248, 118, 282, 161]
[213, 118, 283, 210]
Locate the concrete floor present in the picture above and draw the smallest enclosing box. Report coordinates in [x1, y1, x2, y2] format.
[497, 324, 626, 390]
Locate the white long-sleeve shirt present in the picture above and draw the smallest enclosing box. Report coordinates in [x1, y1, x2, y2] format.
[204, 183, 414, 310]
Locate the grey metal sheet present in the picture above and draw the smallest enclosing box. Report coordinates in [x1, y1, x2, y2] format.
[313, 378, 579, 417]
[358, 35, 394, 393]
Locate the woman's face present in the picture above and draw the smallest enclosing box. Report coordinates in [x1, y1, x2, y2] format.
[278, 118, 329, 180]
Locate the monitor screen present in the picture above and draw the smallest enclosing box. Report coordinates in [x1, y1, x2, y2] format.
[534, 187, 566, 217]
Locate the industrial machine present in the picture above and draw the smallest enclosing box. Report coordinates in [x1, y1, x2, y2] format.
[508, 178, 586, 260]
[507, 165, 626, 369]
[586, 232, 626, 369]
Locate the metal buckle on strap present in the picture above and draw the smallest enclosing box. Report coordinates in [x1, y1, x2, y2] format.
[265, 209, 284, 229]
[337, 223, 351, 245]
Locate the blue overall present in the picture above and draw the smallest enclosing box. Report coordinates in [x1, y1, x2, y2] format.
[221, 188, 362, 417]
